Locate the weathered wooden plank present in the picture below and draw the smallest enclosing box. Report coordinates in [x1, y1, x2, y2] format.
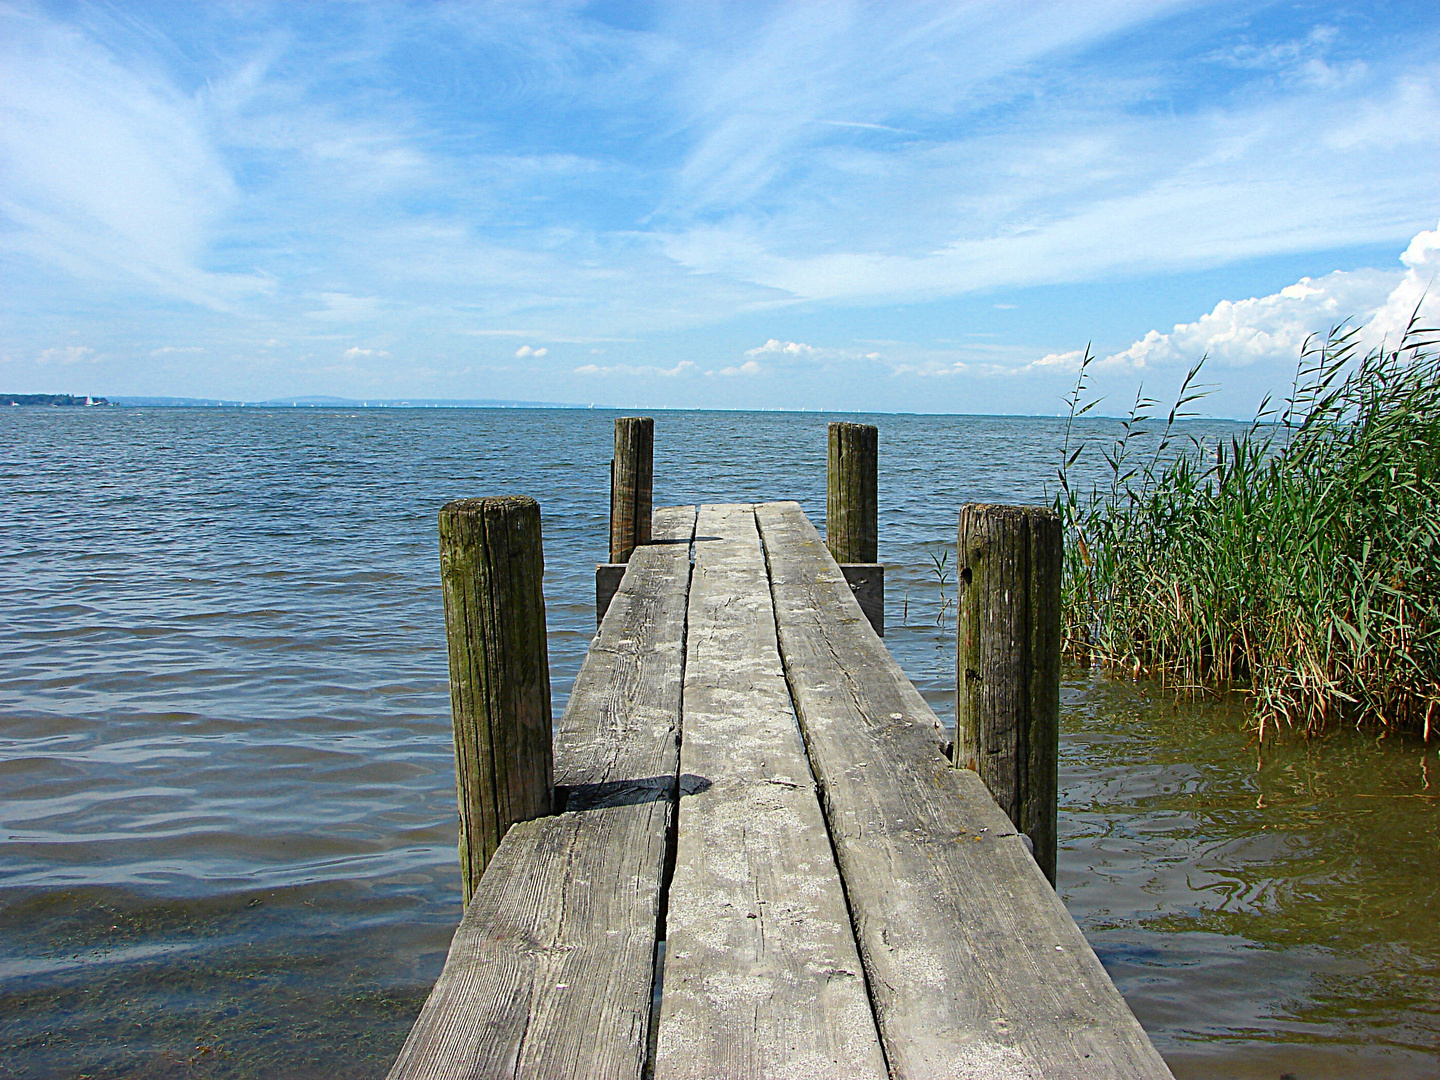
[387, 506, 696, 1080]
[655, 504, 887, 1080]
[561, 505, 694, 798]
[756, 501, 1174, 1080]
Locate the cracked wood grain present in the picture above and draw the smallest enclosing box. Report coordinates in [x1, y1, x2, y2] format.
[654, 504, 886, 1080]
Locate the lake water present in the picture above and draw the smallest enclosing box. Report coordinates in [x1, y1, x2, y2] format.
[2, 407, 1436, 1079]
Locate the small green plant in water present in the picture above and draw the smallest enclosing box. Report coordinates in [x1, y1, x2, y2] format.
[1055, 315, 1440, 738]
[929, 547, 954, 627]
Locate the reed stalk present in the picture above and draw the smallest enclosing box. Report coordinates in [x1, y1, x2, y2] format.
[1056, 316, 1440, 737]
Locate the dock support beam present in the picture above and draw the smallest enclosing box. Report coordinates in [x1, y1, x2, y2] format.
[955, 503, 1062, 885]
[827, 421, 883, 635]
[595, 562, 625, 627]
[439, 496, 554, 904]
[840, 563, 884, 638]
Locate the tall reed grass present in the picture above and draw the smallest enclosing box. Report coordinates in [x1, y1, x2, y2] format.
[1056, 317, 1440, 737]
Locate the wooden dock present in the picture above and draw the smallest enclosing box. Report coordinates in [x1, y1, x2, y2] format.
[389, 501, 1174, 1080]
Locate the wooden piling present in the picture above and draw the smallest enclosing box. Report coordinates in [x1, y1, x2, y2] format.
[954, 503, 1062, 884]
[610, 417, 654, 563]
[438, 495, 554, 904]
[827, 422, 883, 634]
[826, 422, 878, 565]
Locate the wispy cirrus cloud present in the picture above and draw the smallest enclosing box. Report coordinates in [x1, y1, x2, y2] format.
[573, 360, 697, 378]
[36, 345, 97, 365]
[651, 4, 1436, 308]
[304, 294, 382, 321]
[0, 4, 265, 307]
[659, 68, 1438, 305]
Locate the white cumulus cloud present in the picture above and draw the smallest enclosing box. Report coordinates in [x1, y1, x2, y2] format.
[1033, 221, 1440, 375]
[1098, 268, 1405, 370]
[746, 339, 818, 357]
[515, 345, 548, 358]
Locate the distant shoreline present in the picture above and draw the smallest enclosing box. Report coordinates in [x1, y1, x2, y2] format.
[3, 394, 587, 409]
[3, 393, 108, 407]
[112, 395, 591, 408]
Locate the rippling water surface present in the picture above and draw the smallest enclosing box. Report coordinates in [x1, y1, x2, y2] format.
[2, 407, 1435, 1078]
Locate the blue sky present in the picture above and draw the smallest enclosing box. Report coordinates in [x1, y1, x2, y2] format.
[2, 1, 1436, 415]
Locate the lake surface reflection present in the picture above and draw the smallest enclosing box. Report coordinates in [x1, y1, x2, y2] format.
[1056, 674, 1438, 1079]
[1, 406, 1435, 1078]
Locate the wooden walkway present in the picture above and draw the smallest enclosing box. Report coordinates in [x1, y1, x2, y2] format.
[389, 503, 1174, 1080]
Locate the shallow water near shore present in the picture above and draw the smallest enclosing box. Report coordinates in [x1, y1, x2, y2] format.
[2, 406, 1436, 1078]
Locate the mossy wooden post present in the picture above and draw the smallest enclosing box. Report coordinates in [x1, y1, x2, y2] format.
[826, 422, 877, 564]
[610, 417, 654, 564]
[439, 496, 554, 905]
[955, 504, 1062, 885]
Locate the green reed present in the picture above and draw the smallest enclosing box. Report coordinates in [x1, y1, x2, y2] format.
[1056, 316, 1440, 737]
